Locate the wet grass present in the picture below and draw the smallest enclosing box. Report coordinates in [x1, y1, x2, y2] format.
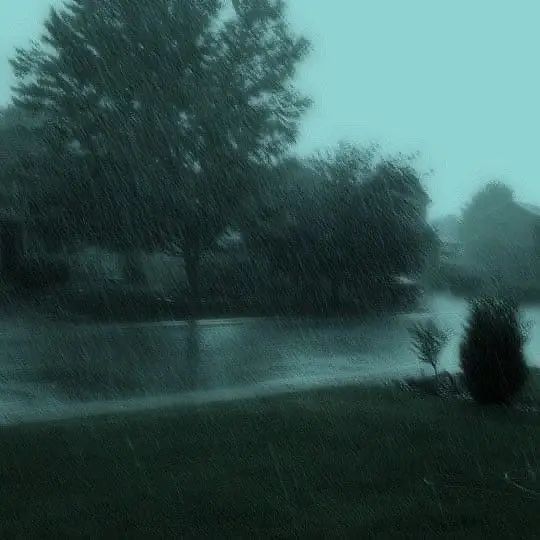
[1, 380, 539, 537]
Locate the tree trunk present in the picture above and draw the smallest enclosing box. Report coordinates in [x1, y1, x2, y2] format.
[121, 250, 147, 286]
[184, 245, 201, 317]
[330, 278, 341, 309]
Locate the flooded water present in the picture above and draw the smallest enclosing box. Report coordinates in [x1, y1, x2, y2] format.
[1, 293, 539, 417]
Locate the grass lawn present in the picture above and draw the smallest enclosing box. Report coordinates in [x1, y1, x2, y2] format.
[1, 382, 539, 538]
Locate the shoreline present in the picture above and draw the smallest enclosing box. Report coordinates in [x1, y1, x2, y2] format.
[3, 367, 538, 428]
[4, 281, 423, 324]
[0, 372, 393, 427]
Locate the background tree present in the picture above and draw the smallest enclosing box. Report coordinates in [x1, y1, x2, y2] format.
[10, 0, 310, 311]
[461, 181, 514, 227]
[460, 181, 514, 276]
[459, 180, 538, 289]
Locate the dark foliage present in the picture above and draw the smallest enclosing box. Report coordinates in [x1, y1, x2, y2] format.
[243, 147, 435, 311]
[459, 296, 528, 404]
[12, 257, 70, 290]
[10, 0, 310, 313]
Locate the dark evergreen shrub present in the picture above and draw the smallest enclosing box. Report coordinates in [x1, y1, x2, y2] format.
[459, 296, 528, 404]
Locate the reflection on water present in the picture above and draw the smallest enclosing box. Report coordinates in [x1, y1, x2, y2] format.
[0, 293, 538, 403]
[30, 319, 204, 399]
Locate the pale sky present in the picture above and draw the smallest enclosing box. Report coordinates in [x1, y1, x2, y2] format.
[1, 0, 540, 218]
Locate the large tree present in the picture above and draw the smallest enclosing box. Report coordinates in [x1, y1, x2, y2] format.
[10, 0, 310, 310]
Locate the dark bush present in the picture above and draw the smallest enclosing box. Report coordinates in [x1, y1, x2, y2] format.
[13, 257, 70, 290]
[459, 296, 528, 404]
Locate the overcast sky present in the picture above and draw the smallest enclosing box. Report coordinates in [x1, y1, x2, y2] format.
[1, 0, 540, 218]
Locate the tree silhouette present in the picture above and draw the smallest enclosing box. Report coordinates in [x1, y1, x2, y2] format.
[11, 0, 310, 311]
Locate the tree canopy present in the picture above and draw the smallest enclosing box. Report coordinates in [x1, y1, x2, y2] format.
[10, 0, 310, 307]
[244, 143, 435, 309]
